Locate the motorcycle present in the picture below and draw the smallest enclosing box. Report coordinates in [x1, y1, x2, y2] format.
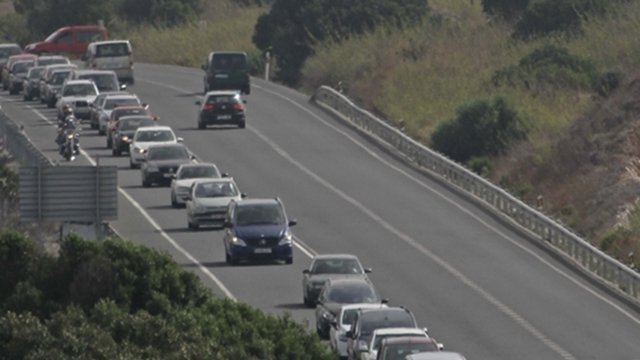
[60, 129, 80, 161]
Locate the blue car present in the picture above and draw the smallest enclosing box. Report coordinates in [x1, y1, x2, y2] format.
[223, 198, 297, 265]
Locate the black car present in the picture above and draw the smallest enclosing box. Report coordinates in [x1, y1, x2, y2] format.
[223, 198, 296, 265]
[346, 307, 419, 360]
[315, 277, 383, 340]
[196, 90, 246, 129]
[141, 143, 196, 187]
[23, 66, 45, 101]
[111, 115, 156, 156]
[201, 51, 250, 94]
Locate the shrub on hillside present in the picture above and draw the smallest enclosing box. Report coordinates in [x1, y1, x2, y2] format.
[253, 0, 429, 85]
[431, 97, 529, 163]
[481, 0, 529, 22]
[512, 0, 609, 40]
[0, 232, 334, 359]
[492, 45, 598, 91]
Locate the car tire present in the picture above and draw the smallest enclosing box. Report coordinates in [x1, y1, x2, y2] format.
[188, 221, 198, 230]
[114, 147, 121, 157]
[24, 94, 30, 101]
[98, 128, 105, 136]
[106, 136, 112, 149]
[303, 296, 313, 308]
[285, 257, 293, 265]
[238, 121, 246, 129]
[142, 177, 151, 188]
[47, 99, 54, 108]
[198, 120, 205, 129]
[171, 195, 178, 208]
[243, 85, 251, 95]
[225, 251, 231, 264]
[129, 160, 136, 169]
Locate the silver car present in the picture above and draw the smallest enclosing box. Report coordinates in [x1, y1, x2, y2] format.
[185, 178, 245, 230]
[302, 254, 372, 307]
[404, 352, 467, 360]
[170, 163, 223, 207]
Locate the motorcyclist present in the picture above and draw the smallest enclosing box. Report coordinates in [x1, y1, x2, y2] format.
[57, 115, 80, 155]
[58, 104, 74, 129]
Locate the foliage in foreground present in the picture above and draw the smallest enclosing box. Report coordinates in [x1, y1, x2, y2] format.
[0, 232, 332, 359]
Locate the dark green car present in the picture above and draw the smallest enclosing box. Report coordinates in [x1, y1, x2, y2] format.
[202, 51, 250, 95]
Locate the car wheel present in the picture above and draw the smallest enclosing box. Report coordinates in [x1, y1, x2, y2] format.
[171, 195, 178, 208]
[243, 85, 251, 95]
[198, 120, 205, 129]
[142, 177, 151, 188]
[129, 160, 136, 169]
[225, 251, 231, 264]
[303, 296, 312, 308]
[47, 99, 54, 108]
[238, 121, 246, 129]
[285, 257, 293, 265]
[23, 94, 29, 101]
[98, 128, 105, 136]
[106, 136, 112, 149]
[114, 147, 121, 157]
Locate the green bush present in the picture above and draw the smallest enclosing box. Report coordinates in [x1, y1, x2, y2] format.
[431, 97, 529, 163]
[513, 0, 609, 40]
[492, 45, 598, 91]
[481, 0, 529, 21]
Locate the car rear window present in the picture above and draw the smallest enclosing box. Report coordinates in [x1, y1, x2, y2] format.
[96, 43, 131, 57]
[12, 61, 34, 73]
[361, 311, 415, 336]
[211, 53, 247, 70]
[0, 46, 22, 59]
[179, 166, 220, 179]
[80, 73, 118, 91]
[105, 98, 140, 110]
[147, 146, 189, 161]
[136, 130, 174, 142]
[50, 71, 71, 85]
[206, 95, 238, 104]
[326, 283, 377, 303]
[382, 342, 439, 360]
[119, 118, 155, 131]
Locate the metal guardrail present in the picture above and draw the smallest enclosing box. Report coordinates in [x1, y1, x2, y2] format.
[311, 85, 640, 302]
[0, 107, 53, 167]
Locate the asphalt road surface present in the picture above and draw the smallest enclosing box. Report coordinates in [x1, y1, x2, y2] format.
[2, 63, 640, 360]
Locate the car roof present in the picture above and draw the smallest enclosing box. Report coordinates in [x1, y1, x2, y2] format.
[50, 68, 73, 74]
[63, 79, 95, 86]
[235, 198, 280, 207]
[118, 114, 154, 121]
[360, 307, 412, 317]
[37, 55, 67, 60]
[341, 303, 388, 312]
[135, 125, 172, 132]
[92, 39, 130, 46]
[73, 69, 117, 75]
[0, 43, 21, 48]
[11, 59, 34, 65]
[104, 94, 139, 100]
[146, 143, 186, 150]
[326, 277, 372, 286]
[380, 335, 434, 346]
[192, 178, 235, 186]
[405, 352, 466, 360]
[313, 254, 359, 261]
[205, 90, 241, 96]
[372, 327, 425, 336]
[179, 162, 217, 169]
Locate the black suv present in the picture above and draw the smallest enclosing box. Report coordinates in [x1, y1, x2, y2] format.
[201, 51, 250, 94]
[196, 90, 246, 129]
[223, 198, 297, 265]
[346, 307, 419, 360]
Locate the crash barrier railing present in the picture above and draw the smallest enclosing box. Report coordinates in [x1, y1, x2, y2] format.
[0, 108, 53, 167]
[311, 85, 640, 302]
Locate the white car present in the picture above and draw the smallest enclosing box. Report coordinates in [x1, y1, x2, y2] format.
[360, 327, 436, 360]
[186, 178, 245, 230]
[129, 125, 182, 168]
[330, 303, 387, 359]
[170, 162, 223, 207]
[55, 79, 99, 121]
[96, 93, 141, 135]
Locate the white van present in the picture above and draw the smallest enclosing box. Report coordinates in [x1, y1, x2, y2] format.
[83, 40, 134, 84]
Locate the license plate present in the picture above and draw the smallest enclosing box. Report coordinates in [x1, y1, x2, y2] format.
[254, 248, 272, 254]
[215, 74, 228, 79]
[217, 115, 231, 120]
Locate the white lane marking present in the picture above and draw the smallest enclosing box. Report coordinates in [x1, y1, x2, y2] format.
[254, 85, 640, 325]
[139, 81, 576, 359]
[25, 105, 237, 301]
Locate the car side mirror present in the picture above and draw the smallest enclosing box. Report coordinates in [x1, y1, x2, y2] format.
[364, 268, 372, 273]
[177, 137, 183, 143]
[183, 194, 192, 201]
[170, 174, 176, 179]
[195, 100, 201, 106]
[346, 330, 353, 338]
[437, 343, 444, 351]
[302, 269, 310, 274]
[242, 99, 247, 104]
[330, 319, 337, 327]
[221, 172, 229, 177]
[201, 64, 207, 71]
[288, 219, 297, 227]
[381, 298, 389, 304]
[240, 193, 248, 199]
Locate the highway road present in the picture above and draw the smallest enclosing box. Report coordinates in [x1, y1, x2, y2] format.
[2, 63, 640, 359]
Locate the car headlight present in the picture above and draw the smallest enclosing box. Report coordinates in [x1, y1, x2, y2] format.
[66, 134, 74, 139]
[138, 147, 146, 154]
[278, 229, 293, 245]
[230, 236, 246, 246]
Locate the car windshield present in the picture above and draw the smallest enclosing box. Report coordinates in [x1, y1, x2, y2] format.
[361, 312, 414, 337]
[50, 71, 70, 85]
[373, 334, 427, 352]
[115, 108, 147, 119]
[206, 95, 237, 104]
[62, 84, 97, 96]
[80, 74, 117, 91]
[147, 146, 188, 161]
[28, 68, 44, 79]
[135, 130, 174, 142]
[194, 182, 238, 198]
[325, 283, 378, 304]
[382, 342, 438, 360]
[12, 61, 33, 73]
[0, 46, 21, 59]
[119, 118, 155, 131]
[105, 98, 139, 110]
[235, 205, 284, 226]
[178, 166, 220, 179]
[342, 309, 359, 326]
[39, 58, 68, 66]
[312, 258, 363, 274]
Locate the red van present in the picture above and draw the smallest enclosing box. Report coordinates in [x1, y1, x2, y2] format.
[25, 25, 108, 56]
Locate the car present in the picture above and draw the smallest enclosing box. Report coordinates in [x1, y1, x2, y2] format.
[92, 94, 142, 137]
[186, 178, 245, 230]
[2, 53, 36, 90]
[55, 79, 99, 121]
[403, 352, 467, 360]
[141, 143, 196, 187]
[196, 90, 246, 129]
[330, 303, 389, 360]
[35, 55, 71, 67]
[23, 66, 45, 101]
[222, 197, 296, 265]
[69, 69, 124, 93]
[303, 254, 372, 307]
[88, 90, 130, 129]
[42, 68, 74, 107]
[376, 336, 443, 360]
[202, 51, 250, 94]
[315, 278, 384, 340]
[170, 163, 223, 207]
[346, 307, 419, 360]
[360, 328, 435, 360]
[38, 63, 78, 103]
[83, 40, 134, 84]
[129, 126, 182, 168]
[110, 115, 156, 156]
[24, 25, 108, 56]
[106, 104, 153, 139]
[7, 59, 34, 95]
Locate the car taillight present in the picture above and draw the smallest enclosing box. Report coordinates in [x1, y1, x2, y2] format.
[204, 103, 215, 111]
[91, 61, 97, 68]
[233, 102, 244, 111]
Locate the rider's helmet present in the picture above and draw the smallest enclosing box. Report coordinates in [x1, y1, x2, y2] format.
[62, 104, 73, 117]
